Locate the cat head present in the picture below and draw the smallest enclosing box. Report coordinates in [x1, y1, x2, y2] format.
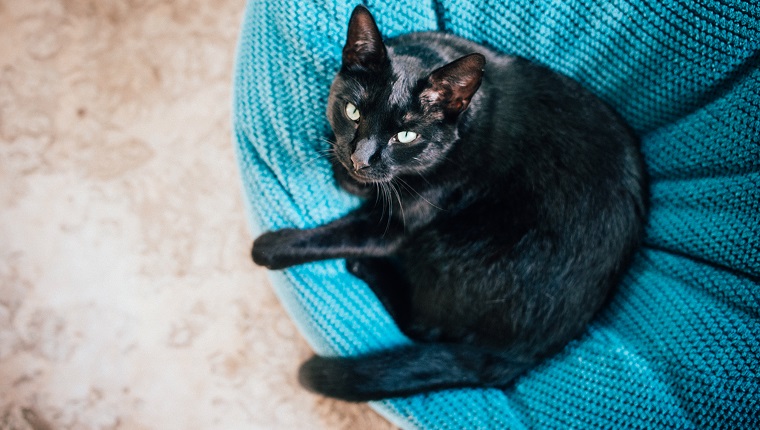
[327, 5, 485, 184]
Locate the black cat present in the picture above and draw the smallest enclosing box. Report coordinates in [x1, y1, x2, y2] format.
[252, 5, 646, 402]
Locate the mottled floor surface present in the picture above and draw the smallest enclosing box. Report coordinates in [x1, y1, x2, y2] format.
[0, 1, 394, 429]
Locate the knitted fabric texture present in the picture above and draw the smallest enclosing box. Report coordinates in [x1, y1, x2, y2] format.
[232, 1, 759, 428]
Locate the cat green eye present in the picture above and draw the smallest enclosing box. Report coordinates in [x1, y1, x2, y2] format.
[395, 131, 418, 144]
[345, 102, 361, 121]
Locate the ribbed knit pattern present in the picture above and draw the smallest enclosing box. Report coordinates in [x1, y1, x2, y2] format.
[232, 1, 759, 428]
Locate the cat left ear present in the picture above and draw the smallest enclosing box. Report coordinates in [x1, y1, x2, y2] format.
[422, 53, 485, 115]
[342, 6, 388, 71]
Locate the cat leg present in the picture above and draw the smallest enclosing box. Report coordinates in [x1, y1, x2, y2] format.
[345, 258, 411, 325]
[252, 206, 403, 270]
[345, 257, 445, 343]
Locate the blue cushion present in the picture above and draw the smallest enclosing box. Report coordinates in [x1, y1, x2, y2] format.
[232, 1, 760, 427]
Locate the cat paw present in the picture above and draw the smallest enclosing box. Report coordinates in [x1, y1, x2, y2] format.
[251, 229, 301, 270]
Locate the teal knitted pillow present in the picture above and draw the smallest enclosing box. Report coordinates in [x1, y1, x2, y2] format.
[232, 1, 759, 428]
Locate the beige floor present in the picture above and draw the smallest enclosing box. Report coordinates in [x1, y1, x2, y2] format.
[0, 1, 395, 429]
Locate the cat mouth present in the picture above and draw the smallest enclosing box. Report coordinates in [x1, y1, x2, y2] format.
[347, 168, 391, 184]
[337, 158, 391, 183]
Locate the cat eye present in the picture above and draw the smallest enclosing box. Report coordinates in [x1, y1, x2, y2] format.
[395, 131, 418, 144]
[345, 102, 361, 122]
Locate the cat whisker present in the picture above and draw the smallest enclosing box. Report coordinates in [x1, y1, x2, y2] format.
[302, 152, 333, 169]
[372, 182, 381, 209]
[283, 148, 334, 172]
[396, 177, 444, 211]
[377, 182, 393, 237]
[414, 171, 434, 187]
[390, 179, 406, 230]
[384, 182, 393, 236]
[374, 181, 387, 227]
[317, 136, 338, 146]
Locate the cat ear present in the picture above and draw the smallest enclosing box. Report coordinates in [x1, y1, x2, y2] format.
[422, 53, 485, 115]
[342, 6, 388, 71]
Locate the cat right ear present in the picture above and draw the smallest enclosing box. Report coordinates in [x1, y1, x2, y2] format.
[342, 6, 388, 71]
[422, 53, 485, 116]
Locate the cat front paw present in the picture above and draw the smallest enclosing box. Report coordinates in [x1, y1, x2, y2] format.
[251, 228, 301, 270]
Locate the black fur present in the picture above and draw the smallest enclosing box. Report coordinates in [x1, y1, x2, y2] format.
[252, 5, 647, 401]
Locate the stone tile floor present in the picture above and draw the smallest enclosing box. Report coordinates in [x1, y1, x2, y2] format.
[0, 1, 393, 428]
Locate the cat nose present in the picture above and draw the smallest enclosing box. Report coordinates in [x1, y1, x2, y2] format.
[351, 138, 376, 171]
[351, 153, 370, 171]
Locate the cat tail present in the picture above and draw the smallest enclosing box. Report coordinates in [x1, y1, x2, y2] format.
[298, 343, 534, 402]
